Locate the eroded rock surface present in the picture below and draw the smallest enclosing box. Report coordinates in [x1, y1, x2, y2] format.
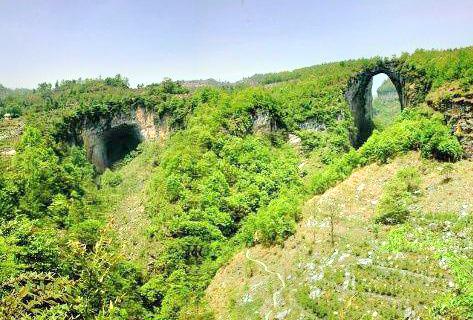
[252, 109, 277, 134]
[76, 107, 167, 171]
[430, 92, 473, 158]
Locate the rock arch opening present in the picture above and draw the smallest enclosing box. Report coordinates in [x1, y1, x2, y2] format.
[372, 74, 402, 130]
[345, 65, 405, 147]
[74, 107, 163, 172]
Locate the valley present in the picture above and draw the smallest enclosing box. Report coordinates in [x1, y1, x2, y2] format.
[0, 47, 472, 319]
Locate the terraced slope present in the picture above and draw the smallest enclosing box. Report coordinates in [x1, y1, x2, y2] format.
[206, 153, 473, 319]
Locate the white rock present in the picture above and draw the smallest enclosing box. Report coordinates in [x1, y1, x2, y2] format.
[404, 307, 416, 319]
[309, 288, 322, 299]
[288, 133, 301, 146]
[338, 253, 350, 262]
[241, 292, 253, 304]
[357, 258, 373, 267]
[460, 204, 469, 217]
[342, 271, 351, 290]
[438, 257, 449, 270]
[305, 262, 316, 271]
[275, 309, 291, 320]
[308, 270, 324, 283]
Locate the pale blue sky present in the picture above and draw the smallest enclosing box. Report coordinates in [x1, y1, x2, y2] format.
[1, 0, 472, 88]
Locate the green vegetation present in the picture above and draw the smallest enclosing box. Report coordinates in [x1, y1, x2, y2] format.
[308, 106, 463, 195]
[404, 47, 473, 89]
[375, 167, 421, 224]
[0, 46, 472, 319]
[0, 84, 30, 118]
[207, 154, 473, 320]
[372, 78, 402, 130]
[383, 210, 473, 318]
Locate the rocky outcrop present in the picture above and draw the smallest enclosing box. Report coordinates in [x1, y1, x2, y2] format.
[450, 99, 473, 157]
[75, 107, 167, 172]
[251, 109, 277, 134]
[298, 118, 327, 132]
[428, 90, 473, 158]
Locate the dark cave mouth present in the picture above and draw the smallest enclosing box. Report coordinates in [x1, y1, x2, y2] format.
[102, 124, 143, 168]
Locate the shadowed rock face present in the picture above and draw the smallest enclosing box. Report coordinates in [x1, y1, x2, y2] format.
[102, 124, 142, 168]
[78, 107, 166, 172]
[251, 109, 277, 134]
[345, 63, 405, 147]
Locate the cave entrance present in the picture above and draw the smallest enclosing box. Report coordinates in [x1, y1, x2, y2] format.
[346, 68, 404, 147]
[102, 124, 143, 168]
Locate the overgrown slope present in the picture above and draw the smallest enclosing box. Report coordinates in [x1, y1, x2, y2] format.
[0, 46, 472, 319]
[206, 152, 473, 319]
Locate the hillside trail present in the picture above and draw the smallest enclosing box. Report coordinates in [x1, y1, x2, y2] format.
[100, 142, 158, 267]
[245, 250, 286, 320]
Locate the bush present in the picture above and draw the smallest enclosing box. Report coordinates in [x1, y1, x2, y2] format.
[70, 219, 103, 249]
[375, 167, 421, 225]
[360, 109, 463, 163]
[238, 188, 303, 246]
[101, 169, 123, 187]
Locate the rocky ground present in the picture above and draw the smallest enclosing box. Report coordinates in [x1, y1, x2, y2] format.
[0, 118, 23, 156]
[205, 152, 473, 319]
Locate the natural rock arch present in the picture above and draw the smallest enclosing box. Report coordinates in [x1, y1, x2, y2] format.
[345, 62, 406, 147]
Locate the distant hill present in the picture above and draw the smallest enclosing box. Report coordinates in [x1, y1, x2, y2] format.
[0, 84, 30, 100]
[180, 78, 232, 90]
[376, 78, 398, 98]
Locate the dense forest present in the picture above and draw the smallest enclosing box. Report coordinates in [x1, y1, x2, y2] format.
[0, 47, 472, 319]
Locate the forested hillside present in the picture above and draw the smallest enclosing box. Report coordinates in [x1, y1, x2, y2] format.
[0, 46, 472, 319]
[372, 79, 402, 129]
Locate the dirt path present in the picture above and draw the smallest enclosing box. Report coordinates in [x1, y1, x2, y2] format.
[245, 250, 286, 319]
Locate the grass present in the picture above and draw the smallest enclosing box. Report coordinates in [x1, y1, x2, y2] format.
[205, 153, 473, 319]
[97, 141, 161, 267]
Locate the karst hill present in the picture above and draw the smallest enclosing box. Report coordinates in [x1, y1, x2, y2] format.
[0, 46, 472, 319]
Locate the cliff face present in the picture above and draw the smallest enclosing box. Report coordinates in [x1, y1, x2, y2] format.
[446, 97, 473, 158]
[78, 107, 169, 171]
[427, 86, 473, 158]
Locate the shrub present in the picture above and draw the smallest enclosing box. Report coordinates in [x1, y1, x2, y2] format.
[375, 167, 421, 225]
[237, 188, 303, 246]
[101, 169, 123, 187]
[70, 219, 103, 249]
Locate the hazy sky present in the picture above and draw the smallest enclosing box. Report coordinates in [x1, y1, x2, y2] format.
[1, 0, 472, 89]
